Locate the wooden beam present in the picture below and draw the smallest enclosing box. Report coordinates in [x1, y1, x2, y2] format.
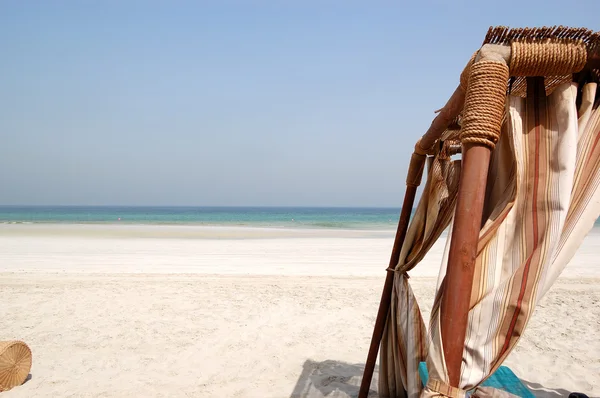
[358, 155, 425, 398]
[439, 143, 492, 386]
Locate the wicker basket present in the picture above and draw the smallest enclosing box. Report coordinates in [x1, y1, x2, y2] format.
[0, 341, 32, 392]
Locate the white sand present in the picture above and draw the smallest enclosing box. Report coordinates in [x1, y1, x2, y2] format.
[0, 224, 599, 397]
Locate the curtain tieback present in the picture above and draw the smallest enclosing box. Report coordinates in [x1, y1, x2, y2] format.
[425, 379, 467, 398]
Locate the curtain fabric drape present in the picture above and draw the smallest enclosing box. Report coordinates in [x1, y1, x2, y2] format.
[379, 144, 461, 398]
[379, 81, 600, 398]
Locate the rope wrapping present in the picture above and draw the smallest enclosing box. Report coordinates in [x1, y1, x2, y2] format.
[460, 61, 509, 149]
[510, 40, 587, 76]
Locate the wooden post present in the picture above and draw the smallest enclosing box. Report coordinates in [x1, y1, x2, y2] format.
[439, 53, 509, 387]
[358, 150, 426, 398]
[439, 143, 492, 387]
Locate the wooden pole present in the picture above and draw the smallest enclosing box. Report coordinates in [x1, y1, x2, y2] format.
[358, 181, 420, 398]
[420, 86, 466, 150]
[439, 50, 509, 387]
[439, 143, 492, 387]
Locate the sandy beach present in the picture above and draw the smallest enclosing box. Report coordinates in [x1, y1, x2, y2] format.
[1, 224, 599, 397]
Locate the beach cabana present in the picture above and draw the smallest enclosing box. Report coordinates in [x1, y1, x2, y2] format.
[359, 26, 600, 398]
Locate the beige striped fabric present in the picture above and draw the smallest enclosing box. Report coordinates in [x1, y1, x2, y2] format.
[380, 80, 600, 398]
[379, 144, 461, 398]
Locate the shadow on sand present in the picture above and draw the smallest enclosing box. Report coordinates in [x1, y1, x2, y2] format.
[521, 380, 597, 398]
[290, 359, 377, 398]
[290, 360, 597, 398]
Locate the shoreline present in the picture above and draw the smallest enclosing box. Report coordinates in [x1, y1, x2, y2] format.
[0, 220, 398, 229]
[0, 222, 398, 240]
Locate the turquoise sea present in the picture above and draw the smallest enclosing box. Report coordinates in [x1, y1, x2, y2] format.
[1, 206, 598, 230]
[0, 206, 403, 230]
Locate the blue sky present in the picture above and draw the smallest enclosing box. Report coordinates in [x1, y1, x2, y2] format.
[1, 1, 598, 206]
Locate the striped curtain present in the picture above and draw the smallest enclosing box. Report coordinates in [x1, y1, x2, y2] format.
[379, 144, 461, 398]
[381, 80, 600, 398]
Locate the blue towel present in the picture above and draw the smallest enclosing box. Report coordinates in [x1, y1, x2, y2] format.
[418, 362, 535, 397]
